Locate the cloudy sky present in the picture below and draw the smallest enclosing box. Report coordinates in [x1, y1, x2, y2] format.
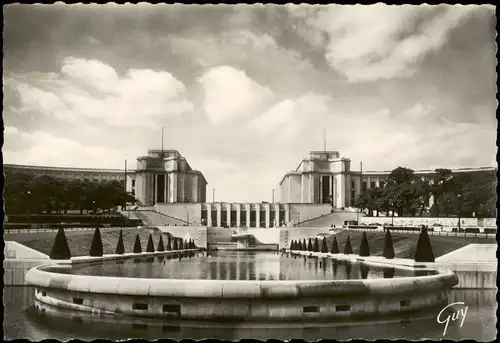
[3, 4, 497, 202]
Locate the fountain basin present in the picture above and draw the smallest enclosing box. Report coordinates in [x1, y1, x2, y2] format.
[26, 252, 458, 322]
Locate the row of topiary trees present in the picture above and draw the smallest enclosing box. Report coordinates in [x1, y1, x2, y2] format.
[288, 228, 435, 262]
[50, 228, 198, 260]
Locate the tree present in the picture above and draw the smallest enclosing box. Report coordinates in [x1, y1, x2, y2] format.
[302, 239, 307, 251]
[115, 229, 125, 254]
[429, 168, 453, 217]
[157, 235, 165, 251]
[146, 234, 155, 252]
[307, 238, 313, 251]
[330, 236, 339, 254]
[50, 228, 72, 259]
[290, 240, 295, 250]
[414, 228, 435, 262]
[89, 228, 103, 257]
[359, 232, 370, 257]
[321, 237, 328, 253]
[343, 235, 353, 254]
[313, 238, 319, 252]
[133, 234, 142, 253]
[166, 235, 172, 251]
[173, 238, 179, 250]
[383, 229, 395, 259]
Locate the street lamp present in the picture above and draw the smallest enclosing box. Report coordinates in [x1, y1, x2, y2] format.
[390, 202, 394, 227]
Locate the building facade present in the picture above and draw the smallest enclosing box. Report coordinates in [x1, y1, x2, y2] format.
[133, 150, 207, 206]
[279, 151, 497, 208]
[5, 149, 207, 207]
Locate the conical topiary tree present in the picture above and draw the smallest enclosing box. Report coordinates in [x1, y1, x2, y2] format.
[115, 229, 125, 255]
[173, 238, 179, 250]
[146, 234, 155, 252]
[343, 235, 353, 255]
[303, 239, 307, 252]
[414, 227, 435, 262]
[313, 238, 319, 252]
[321, 237, 328, 253]
[291, 240, 296, 250]
[50, 228, 72, 259]
[383, 229, 395, 259]
[330, 236, 339, 254]
[166, 235, 172, 251]
[359, 232, 370, 257]
[133, 234, 142, 253]
[179, 238, 184, 250]
[296, 240, 301, 251]
[307, 238, 313, 251]
[157, 235, 165, 252]
[184, 240, 189, 250]
[89, 228, 103, 257]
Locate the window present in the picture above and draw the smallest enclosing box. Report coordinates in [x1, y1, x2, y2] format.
[362, 182, 367, 191]
[132, 303, 148, 310]
[351, 181, 355, 189]
[132, 180, 136, 187]
[73, 298, 84, 305]
[303, 306, 319, 313]
[163, 304, 181, 316]
[400, 300, 410, 307]
[380, 181, 385, 188]
[336, 304, 350, 312]
[370, 181, 376, 189]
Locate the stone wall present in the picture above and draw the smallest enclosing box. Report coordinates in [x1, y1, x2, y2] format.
[361, 216, 496, 228]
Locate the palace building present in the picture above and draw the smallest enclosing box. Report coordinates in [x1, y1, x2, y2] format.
[5, 149, 495, 228]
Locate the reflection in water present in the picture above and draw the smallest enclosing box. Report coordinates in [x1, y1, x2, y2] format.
[345, 261, 352, 280]
[383, 267, 395, 279]
[4, 286, 497, 341]
[360, 263, 370, 279]
[41, 252, 436, 281]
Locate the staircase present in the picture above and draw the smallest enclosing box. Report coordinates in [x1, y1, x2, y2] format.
[122, 208, 189, 227]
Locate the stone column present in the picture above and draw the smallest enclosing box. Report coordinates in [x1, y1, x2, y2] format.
[265, 203, 270, 228]
[172, 173, 178, 203]
[245, 204, 251, 228]
[236, 204, 241, 227]
[367, 176, 371, 189]
[226, 205, 231, 227]
[207, 204, 212, 227]
[330, 175, 334, 207]
[164, 173, 168, 203]
[256, 203, 261, 228]
[216, 203, 222, 227]
[376, 177, 380, 188]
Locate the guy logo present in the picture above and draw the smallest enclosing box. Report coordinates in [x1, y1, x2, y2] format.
[437, 302, 468, 336]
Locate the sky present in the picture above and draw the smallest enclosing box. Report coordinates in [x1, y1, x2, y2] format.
[3, 4, 497, 202]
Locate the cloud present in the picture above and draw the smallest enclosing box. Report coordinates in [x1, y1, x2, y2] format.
[6, 57, 193, 128]
[198, 65, 273, 125]
[3, 126, 132, 168]
[289, 4, 476, 82]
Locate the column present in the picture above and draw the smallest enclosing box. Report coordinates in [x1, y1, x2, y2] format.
[376, 177, 380, 188]
[207, 205, 212, 227]
[319, 175, 322, 204]
[167, 173, 169, 202]
[367, 176, 371, 189]
[172, 173, 178, 203]
[236, 204, 241, 227]
[245, 204, 251, 228]
[265, 203, 270, 228]
[285, 204, 290, 225]
[216, 203, 222, 227]
[226, 205, 231, 227]
[330, 175, 333, 206]
[256, 203, 260, 228]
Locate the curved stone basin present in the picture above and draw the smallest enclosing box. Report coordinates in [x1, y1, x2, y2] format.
[26, 251, 458, 322]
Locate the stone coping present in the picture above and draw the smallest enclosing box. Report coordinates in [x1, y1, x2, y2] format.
[25, 250, 458, 299]
[288, 250, 498, 272]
